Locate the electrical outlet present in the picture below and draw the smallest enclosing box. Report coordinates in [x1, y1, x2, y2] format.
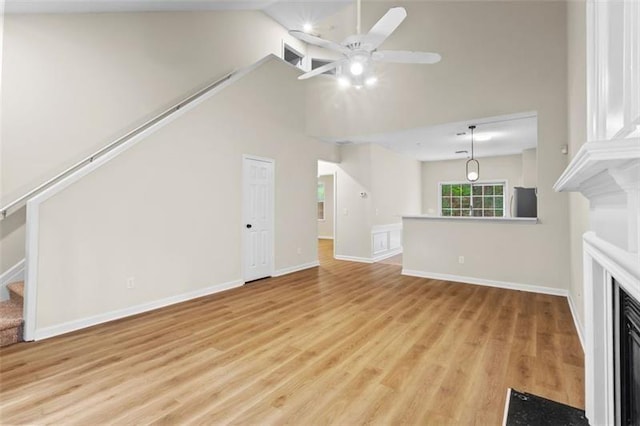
[458, 256, 465, 264]
[127, 277, 135, 289]
[297, 248, 302, 255]
[343, 208, 349, 216]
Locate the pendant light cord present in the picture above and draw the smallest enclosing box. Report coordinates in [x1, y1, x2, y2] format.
[469, 125, 476, 159]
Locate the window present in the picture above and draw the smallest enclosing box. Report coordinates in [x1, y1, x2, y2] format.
[440, 182, 505, 217]
[317, 182, 325, 220]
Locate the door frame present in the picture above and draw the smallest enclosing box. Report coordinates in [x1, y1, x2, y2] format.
[242, 154, 275, 283]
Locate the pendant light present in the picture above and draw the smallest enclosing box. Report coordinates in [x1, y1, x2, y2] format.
[466, 125, 480, 182]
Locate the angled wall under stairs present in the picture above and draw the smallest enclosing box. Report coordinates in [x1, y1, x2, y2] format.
[0, 282, 24, 347]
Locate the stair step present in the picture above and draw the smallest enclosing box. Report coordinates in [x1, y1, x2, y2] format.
[7, 281, 24, 301]
[0, 299, 23, 347]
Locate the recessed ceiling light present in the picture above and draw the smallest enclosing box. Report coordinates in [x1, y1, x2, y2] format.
[303, 22, 313, 33]
[456, 132, 466, 136]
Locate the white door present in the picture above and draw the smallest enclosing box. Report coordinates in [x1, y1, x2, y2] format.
[243, 156, 274, 282]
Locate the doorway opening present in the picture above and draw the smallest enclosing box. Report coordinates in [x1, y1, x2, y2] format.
[317, 160, 337, 265]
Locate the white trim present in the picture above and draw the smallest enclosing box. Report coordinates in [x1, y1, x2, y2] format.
[0, 259, 25, 301]
[272, 261, 320, 277]
[567, 292, 585, 351]
[318, 236, 334, 240]
[372, 247, 402, 263]
[371, 223, 402, 233]
[502, 388, 512, 426]
[401, 269, 568, 297]
[23, 201, 40, 341]
[334, 250, 403, 264]
[553, 138, 640, 193]
[33, 279, 243, 341]
[402, 215, 537, 223]
[332, 170, 338, 261]
[584, 231, 640, 301]
[334, 255, 374, 264]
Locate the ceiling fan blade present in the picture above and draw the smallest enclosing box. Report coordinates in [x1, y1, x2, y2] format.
[289, 30, 350, 55]
[298, 60, 344, 80]
[372, 50, 442, 64]
[362, 7, 407, 49]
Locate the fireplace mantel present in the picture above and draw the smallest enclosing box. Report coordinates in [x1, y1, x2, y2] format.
[555, 138, 640, 252]
[555, 137, 640, 425]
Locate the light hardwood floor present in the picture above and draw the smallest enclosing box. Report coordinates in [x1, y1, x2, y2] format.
[0, 239, 584, 424]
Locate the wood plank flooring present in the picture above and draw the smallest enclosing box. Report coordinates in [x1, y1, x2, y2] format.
[0, 239, 584, 424]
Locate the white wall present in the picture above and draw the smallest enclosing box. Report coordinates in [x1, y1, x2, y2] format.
[334, 143, 420, 260]
[309, 1, 571, 291]
[521, 148, 538, 188]
[0, 10, 307, 273]
[403, 218, 561, 290]
[0, 0, 4, 269]
[334, 144, 373, 259]
[567, 0, 588, 328]
[32, 58, 338, 333]
[318, 174, 334, 239]
[370, 144, 421, 226]
[421, 154, 524, 216]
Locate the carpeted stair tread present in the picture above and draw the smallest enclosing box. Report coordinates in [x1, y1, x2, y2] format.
[7, 281, 24, 299]
[0, 300, 23, 331]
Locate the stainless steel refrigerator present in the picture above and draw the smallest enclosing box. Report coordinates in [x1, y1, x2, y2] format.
[512, 187, 537, 217]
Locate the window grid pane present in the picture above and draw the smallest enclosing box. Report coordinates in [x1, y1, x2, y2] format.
[441, 182, 506, 217]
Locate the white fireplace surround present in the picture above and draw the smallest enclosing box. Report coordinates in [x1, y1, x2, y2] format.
[555, 138, 640, 425]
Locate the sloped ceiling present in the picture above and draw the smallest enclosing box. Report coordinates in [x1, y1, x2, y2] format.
[5, 0, 351, 28]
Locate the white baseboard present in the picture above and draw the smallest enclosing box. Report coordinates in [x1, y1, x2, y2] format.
[372, 248, 402, 262]
[0, 259, 26, 301]
[272, 261, 320, 277]
[317, 236, 334, 240]
[33, 279, 243, 341]
[401, 269, 569, 297]
[334, 255, 374, 264]
[567, 292, 585, 351]
[502, 388, 512, 426]
[334, 249, 402, 264]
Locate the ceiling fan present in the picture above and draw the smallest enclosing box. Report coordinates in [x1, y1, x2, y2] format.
[289, 1, 441, 87]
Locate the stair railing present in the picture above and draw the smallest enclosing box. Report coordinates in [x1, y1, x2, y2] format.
[0, 71, 234, 220]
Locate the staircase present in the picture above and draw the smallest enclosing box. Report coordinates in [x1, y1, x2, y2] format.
[0, 282, 24, 347]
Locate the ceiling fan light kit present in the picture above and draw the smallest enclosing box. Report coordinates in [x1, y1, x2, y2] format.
[289, 2, 441, 89]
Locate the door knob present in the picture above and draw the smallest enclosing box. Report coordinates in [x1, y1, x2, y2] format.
[246, 224, 252, 229]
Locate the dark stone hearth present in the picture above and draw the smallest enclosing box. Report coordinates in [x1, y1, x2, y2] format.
[505, 389, 588, 426]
